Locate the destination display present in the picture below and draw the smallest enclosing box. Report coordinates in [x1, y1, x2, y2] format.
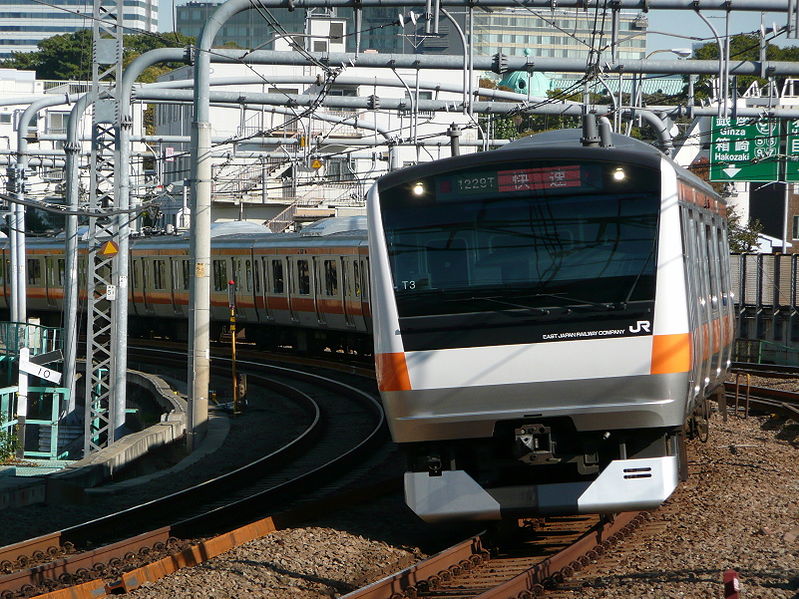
[436, 164, 596, 201]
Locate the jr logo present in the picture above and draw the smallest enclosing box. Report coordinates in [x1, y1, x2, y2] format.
[629, 320, 651, 334]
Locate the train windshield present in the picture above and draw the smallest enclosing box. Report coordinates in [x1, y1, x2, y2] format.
[379, 161, 660, 318]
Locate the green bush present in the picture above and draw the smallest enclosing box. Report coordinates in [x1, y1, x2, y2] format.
[0, 422, 17, 463]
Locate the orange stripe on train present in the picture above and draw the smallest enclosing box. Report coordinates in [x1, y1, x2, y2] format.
[375, 352, 412, 392]
[650, 333, 692, 375]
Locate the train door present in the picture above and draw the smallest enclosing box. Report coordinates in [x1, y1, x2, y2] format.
[141, 258, 153, 312]
[232, 257, 243, 320]
[169, 257, 181, 314]
[359, 256, 370, 329]
[697, 215, 713, 390]
[349, 257, 368, 331]
[341, 257, 354, 328]
[259, 257, 272, 321]
[45, 256, 57, 307]
[312, 256, 325, 325]
[683, 210, 703, 401]
[286, 256, 300, 322]
[719, 227, 735, 368]
[706, 221, 724, 383]
[245, 254, 256, 321]
[252, 255, 264, 323]
[178, 258, 188, 311]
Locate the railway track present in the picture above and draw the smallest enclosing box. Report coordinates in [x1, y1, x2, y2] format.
[0, 350, 387, 598]
[3, 357, 793, 598]
[726, 363, 799, 420]
[341, 512, 650, 599]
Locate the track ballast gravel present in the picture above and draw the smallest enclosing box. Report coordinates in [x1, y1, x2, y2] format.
[126, 404, 799, 599]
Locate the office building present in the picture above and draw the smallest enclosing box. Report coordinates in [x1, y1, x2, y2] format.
[472, 8, 647, 60]
[0, 0, 158, 59]
[175, 2, 462, 54]
[175, 3, 644, 60]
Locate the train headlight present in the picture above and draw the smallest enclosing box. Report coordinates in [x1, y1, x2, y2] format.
[412, 182, 425, 196]
[612, 167, 627, 182]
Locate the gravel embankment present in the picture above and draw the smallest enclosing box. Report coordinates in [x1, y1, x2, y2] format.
[126, 401, 799, 599]
[564, 408, 799, 598]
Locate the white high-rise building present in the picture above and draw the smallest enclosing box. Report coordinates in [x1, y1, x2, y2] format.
[0, 0, 159, 59]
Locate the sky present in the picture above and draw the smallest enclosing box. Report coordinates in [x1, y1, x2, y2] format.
[647, 9, 798, 55]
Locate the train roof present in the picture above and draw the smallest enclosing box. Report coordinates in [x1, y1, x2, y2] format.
[501, 129, 716, 196]
[377, 128, 718, 199]
[210, 221, 272, 237]
[299, 215, 366, 236]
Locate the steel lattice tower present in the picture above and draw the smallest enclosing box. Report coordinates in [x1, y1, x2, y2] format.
[83, 0, 124, 454]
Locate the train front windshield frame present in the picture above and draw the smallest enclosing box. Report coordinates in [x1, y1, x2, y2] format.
[378, 160, 661, 319]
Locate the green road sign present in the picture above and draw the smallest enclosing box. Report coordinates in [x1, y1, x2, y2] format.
[709, 117, 779, 182]
[786, 120, 799, 182]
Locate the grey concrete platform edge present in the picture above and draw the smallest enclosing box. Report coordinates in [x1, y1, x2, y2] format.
[83, 412, 229, 496]
[43, 370, 228, 502]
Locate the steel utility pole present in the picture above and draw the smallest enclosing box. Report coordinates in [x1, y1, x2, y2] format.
[84, 0, 125, 454]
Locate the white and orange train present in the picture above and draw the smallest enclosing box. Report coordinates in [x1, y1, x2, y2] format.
[367, 129, 734, 522]
[9, 219, 372, 353]
[8, 129, 733, 523]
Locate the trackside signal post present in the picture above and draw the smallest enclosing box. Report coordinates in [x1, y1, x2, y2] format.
[228, 280, 242, 415]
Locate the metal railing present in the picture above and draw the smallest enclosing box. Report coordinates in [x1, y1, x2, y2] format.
[734, 337, 799, 366]
[0, 384, 71, 461]
[0, 322, 62, 359]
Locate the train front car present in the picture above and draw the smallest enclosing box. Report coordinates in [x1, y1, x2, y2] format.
[367, 130, 719, 522]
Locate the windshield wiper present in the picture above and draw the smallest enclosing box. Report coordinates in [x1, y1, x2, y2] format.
[520, 292, 625, 311]
[444, 295, 553, 315]
[624, 242, 657, 304]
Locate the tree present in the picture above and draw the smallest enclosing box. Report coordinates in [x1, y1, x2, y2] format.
[726, 206, 763, 253]
[477, 77, 519, 141]
[0, 31, 195, 82]
[691, 34, 799, 100]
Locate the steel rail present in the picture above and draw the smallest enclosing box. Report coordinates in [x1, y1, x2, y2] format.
[0, 352, 385, 597]
[343, 512, 645, 599]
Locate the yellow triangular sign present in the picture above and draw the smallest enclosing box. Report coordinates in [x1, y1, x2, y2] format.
[100, 240, 119, 256]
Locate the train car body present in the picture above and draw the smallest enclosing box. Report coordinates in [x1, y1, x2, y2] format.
[367, 129, 734, 522]
[11, 220, 372, 352]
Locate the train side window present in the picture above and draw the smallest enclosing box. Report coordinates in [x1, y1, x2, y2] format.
[213, 259, 227, 292]
[697, 217, 711, 321]
[705, 224, 720, 312]
[323, 260, 338, 296]
[233, 259, 242, 290]
[58, 259, 65, 286]
[342, 259, 351, 297]
[0, 259, 5, 284]
[271, 260, 284, 293]
[171, 261, 180, 291]
[27, 258, 42, 285]
[78, 258, 86, 287]
[181, 259, 191, 290]
[362, 258, 369, 300]
[153, 259, 165, 290]
[45, 257, 54, 286]
[132, 259, 140, 289]
[245, 259, 253, 292]
[141, 260, 149, 290]
[297, 259, 310, 295]
[254, 259, 261, 293]
[353, 261, 361, 297]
